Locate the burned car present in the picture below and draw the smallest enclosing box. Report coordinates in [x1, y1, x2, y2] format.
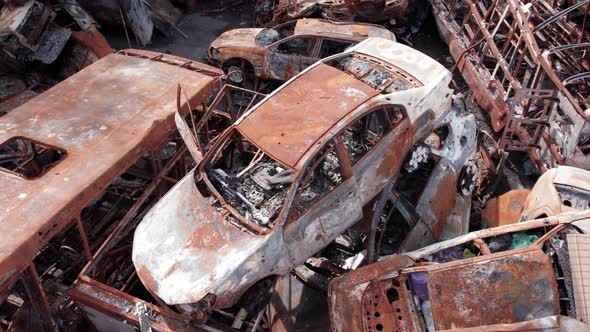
[329, 207, 590, 332]
[207, 18, 395, 83]
[133, 37, 455, 313]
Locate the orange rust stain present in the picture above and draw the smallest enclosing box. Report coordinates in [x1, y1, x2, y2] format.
[431, 172, 458, 237]
[137, 266, 160, 294]
[482, 189, 531, 227]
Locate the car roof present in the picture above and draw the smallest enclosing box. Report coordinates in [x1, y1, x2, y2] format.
[237, 63, 378, 168]
[353, 37, 449, 86]
[0, 51, 221, 279]
[550, 165, 590, 191]
[293, 18, 393, 40]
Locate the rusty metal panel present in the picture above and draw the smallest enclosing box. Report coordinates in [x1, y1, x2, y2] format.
[0, 52, 221, 285]
[293, 19, 396, 40]
[361, 275, 421, 332]
[567, 234, 590, 325]
[481, 189, 531, 227]
[237, 63, 377, 168]
[430, 0, 590, 172]
[328, 255, 416, 332]
[428, 249, 560, 330]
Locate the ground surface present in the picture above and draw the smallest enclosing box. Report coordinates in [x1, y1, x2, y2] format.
[105, 1, 253, 61]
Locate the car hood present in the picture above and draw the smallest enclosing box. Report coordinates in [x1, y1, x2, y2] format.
[210, 28, 264, 49]
[132, 171, 273, 305]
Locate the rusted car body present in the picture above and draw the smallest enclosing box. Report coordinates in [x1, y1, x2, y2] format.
[0, 49, 223, 331]
[133, 37, 455, 313]
[430, 0, 590, 172]
[328, 208, 590, 331]
[254, 0, 411, 26]
[208, 18, 395, 82]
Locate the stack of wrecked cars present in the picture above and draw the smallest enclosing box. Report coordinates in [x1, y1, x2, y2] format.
[430, 0, 590, 172]
[330, 166, 590, 331]
[0, 0, 590, 330]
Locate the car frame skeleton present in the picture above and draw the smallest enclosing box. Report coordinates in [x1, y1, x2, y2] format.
[0, 48, 225, 331]
[430, 0, 590, 172]
[132, 37, 460, 316]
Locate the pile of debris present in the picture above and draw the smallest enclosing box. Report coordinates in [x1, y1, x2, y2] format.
[0, 0, 112, 115]
[0, 0, 589, 331]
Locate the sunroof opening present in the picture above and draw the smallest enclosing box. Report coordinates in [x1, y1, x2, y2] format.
[0, 137, 66, 179]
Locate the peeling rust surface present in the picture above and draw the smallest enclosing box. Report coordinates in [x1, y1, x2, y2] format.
[430, 0, 590, 171]
[292, 19, 396, 39]
[328, 255, 415, 332]
[238, 63, 378, 168]
[428, 249, 560, 330]
[481, 189, 531, 227]
[329, 209, 590, 332]
[361, 275, 421, 332]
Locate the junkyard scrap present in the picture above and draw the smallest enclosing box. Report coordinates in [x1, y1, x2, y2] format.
[0, 0, 588, 331]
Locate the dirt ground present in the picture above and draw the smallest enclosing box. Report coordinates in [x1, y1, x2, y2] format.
[104, 1, 254, 61]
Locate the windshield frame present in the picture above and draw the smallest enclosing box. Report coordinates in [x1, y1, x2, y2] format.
[199, 126, 299, 234]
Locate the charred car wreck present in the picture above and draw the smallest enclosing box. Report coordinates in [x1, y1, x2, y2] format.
[0, 0, 112, 115]
[132, 36, 462, 317]
[208, 18, 395, 84]
[3, 0, 590, 330]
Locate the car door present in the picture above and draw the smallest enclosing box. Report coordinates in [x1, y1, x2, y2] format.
[282, 139, 362, 265]
[338, 105, 413, 203]
[265, 36, 319, 80]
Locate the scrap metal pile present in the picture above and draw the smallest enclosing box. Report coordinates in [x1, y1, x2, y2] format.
[0, 0, 589, 331]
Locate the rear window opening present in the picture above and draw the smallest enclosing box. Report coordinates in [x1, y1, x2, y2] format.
[0, 137, 66, 179]
[325, 54, 422, 93]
